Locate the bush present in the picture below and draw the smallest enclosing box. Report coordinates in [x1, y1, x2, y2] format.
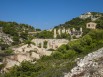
[57, 44, 68, 53]
[4, 49, 13, 54]
[47, 48, 55, 51]
[52, 51, 63, 59]
[0, 64, 4, 70]
[72, 35, 76, 39]
[0, 44, 9, 50]
[63, 50, 77, 59]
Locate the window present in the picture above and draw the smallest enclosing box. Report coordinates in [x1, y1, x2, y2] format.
[88, 24, 90, 27]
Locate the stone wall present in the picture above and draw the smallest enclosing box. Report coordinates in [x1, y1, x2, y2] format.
[86, 22, 97, 29]
[32, 39, 68, 50]
[53, 27, 83, 38]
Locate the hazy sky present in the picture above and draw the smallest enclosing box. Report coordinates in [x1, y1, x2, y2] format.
[0, 0, 103, 30]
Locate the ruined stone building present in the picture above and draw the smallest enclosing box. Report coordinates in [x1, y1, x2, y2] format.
[53, 27, 83, 38]
[86, 22, 97, 29]
[32, 39, 68, 50]
[53, 29, 57, 38]
[70, 27, 83, 38]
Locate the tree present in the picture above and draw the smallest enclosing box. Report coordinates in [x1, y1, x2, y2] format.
[4, 49, 13, 54]
[36, 30, 53, 39]
[20, 32, 28, 40]
[43, 41, 47, 48]
[12, 36, 20, 45]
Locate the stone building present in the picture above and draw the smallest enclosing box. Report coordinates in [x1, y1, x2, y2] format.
[58, 29, 61, 35]
[32, 39, 68, 50]
[70, 27, 83, 38]
[86, 22, 97, 29]
[62, 28, 66, 33]
[53, 27, 83, 39]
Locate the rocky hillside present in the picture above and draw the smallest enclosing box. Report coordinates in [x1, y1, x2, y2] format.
[0, 21, 36, 49]
[0, 12, 103, 77]
[1, 29, 103, 77]
[2, 44, 52, 72]
[64, 47, 103, 77]
[0, 31, 13, 45]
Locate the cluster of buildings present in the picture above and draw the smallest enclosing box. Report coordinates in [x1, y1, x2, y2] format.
[0, 21, 97, 51]
[53, 27, 83, 38]
[30, 22, 97, 50]
[53, 22, 97, 39]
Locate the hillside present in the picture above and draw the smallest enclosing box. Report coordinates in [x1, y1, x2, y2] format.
[0, 12, 103, 77]
[0, 21, 37, 69]
[1, 29, 103, 77]
[64, 47, 103, 77]
[55, 12, 103, 29]
[54, 12, 103, 36]
[36, 12, 103, 39]
[0, 21, 36, 48]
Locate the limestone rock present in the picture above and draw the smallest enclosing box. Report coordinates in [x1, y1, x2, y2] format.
[64, 47, 103, 77]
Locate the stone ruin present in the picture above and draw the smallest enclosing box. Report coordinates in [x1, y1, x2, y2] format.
[53, 29, 57, 38]
[32, 39, 68, 50]
[86, 22, 97, 29]
[53, 27, 83, 38]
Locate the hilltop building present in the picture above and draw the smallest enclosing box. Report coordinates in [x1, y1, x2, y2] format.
[79, 12, 92, 19]
[79, 12, 102, 21]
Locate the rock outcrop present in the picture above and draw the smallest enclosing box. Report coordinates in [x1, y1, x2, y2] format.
[64, 47, 103, 77]
[0, 32, 13, 45]
[2, 44, 52, 72]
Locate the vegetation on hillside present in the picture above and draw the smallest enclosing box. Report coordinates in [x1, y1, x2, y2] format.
[0, 21, 36, 64]
[2, 29, 103, 77]
[55, 12, 103, 35]
[35, 30, 53, 39]
[35, 30, 71, 39]
[0, 21, 35, 44]
[26, 12, 103, 39]
[1, 12, 103, 77]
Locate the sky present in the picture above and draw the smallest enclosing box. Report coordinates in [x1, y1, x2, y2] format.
[0, 0, 103, 30]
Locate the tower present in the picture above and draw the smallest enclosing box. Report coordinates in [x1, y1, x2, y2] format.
[80, 27, 82, 32]
[54, 29, 57, 38]
[58, 28, 61, 35]
[62, 27, 65, 33]
[72, 28, 75, 32]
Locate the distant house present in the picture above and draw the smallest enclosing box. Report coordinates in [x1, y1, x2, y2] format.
[86, 22, 97, 29]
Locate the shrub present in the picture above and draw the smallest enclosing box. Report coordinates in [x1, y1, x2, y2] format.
[4, 49, 13, 54]
[52, 51, 63, 59]
[63, 50, 77, 59]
